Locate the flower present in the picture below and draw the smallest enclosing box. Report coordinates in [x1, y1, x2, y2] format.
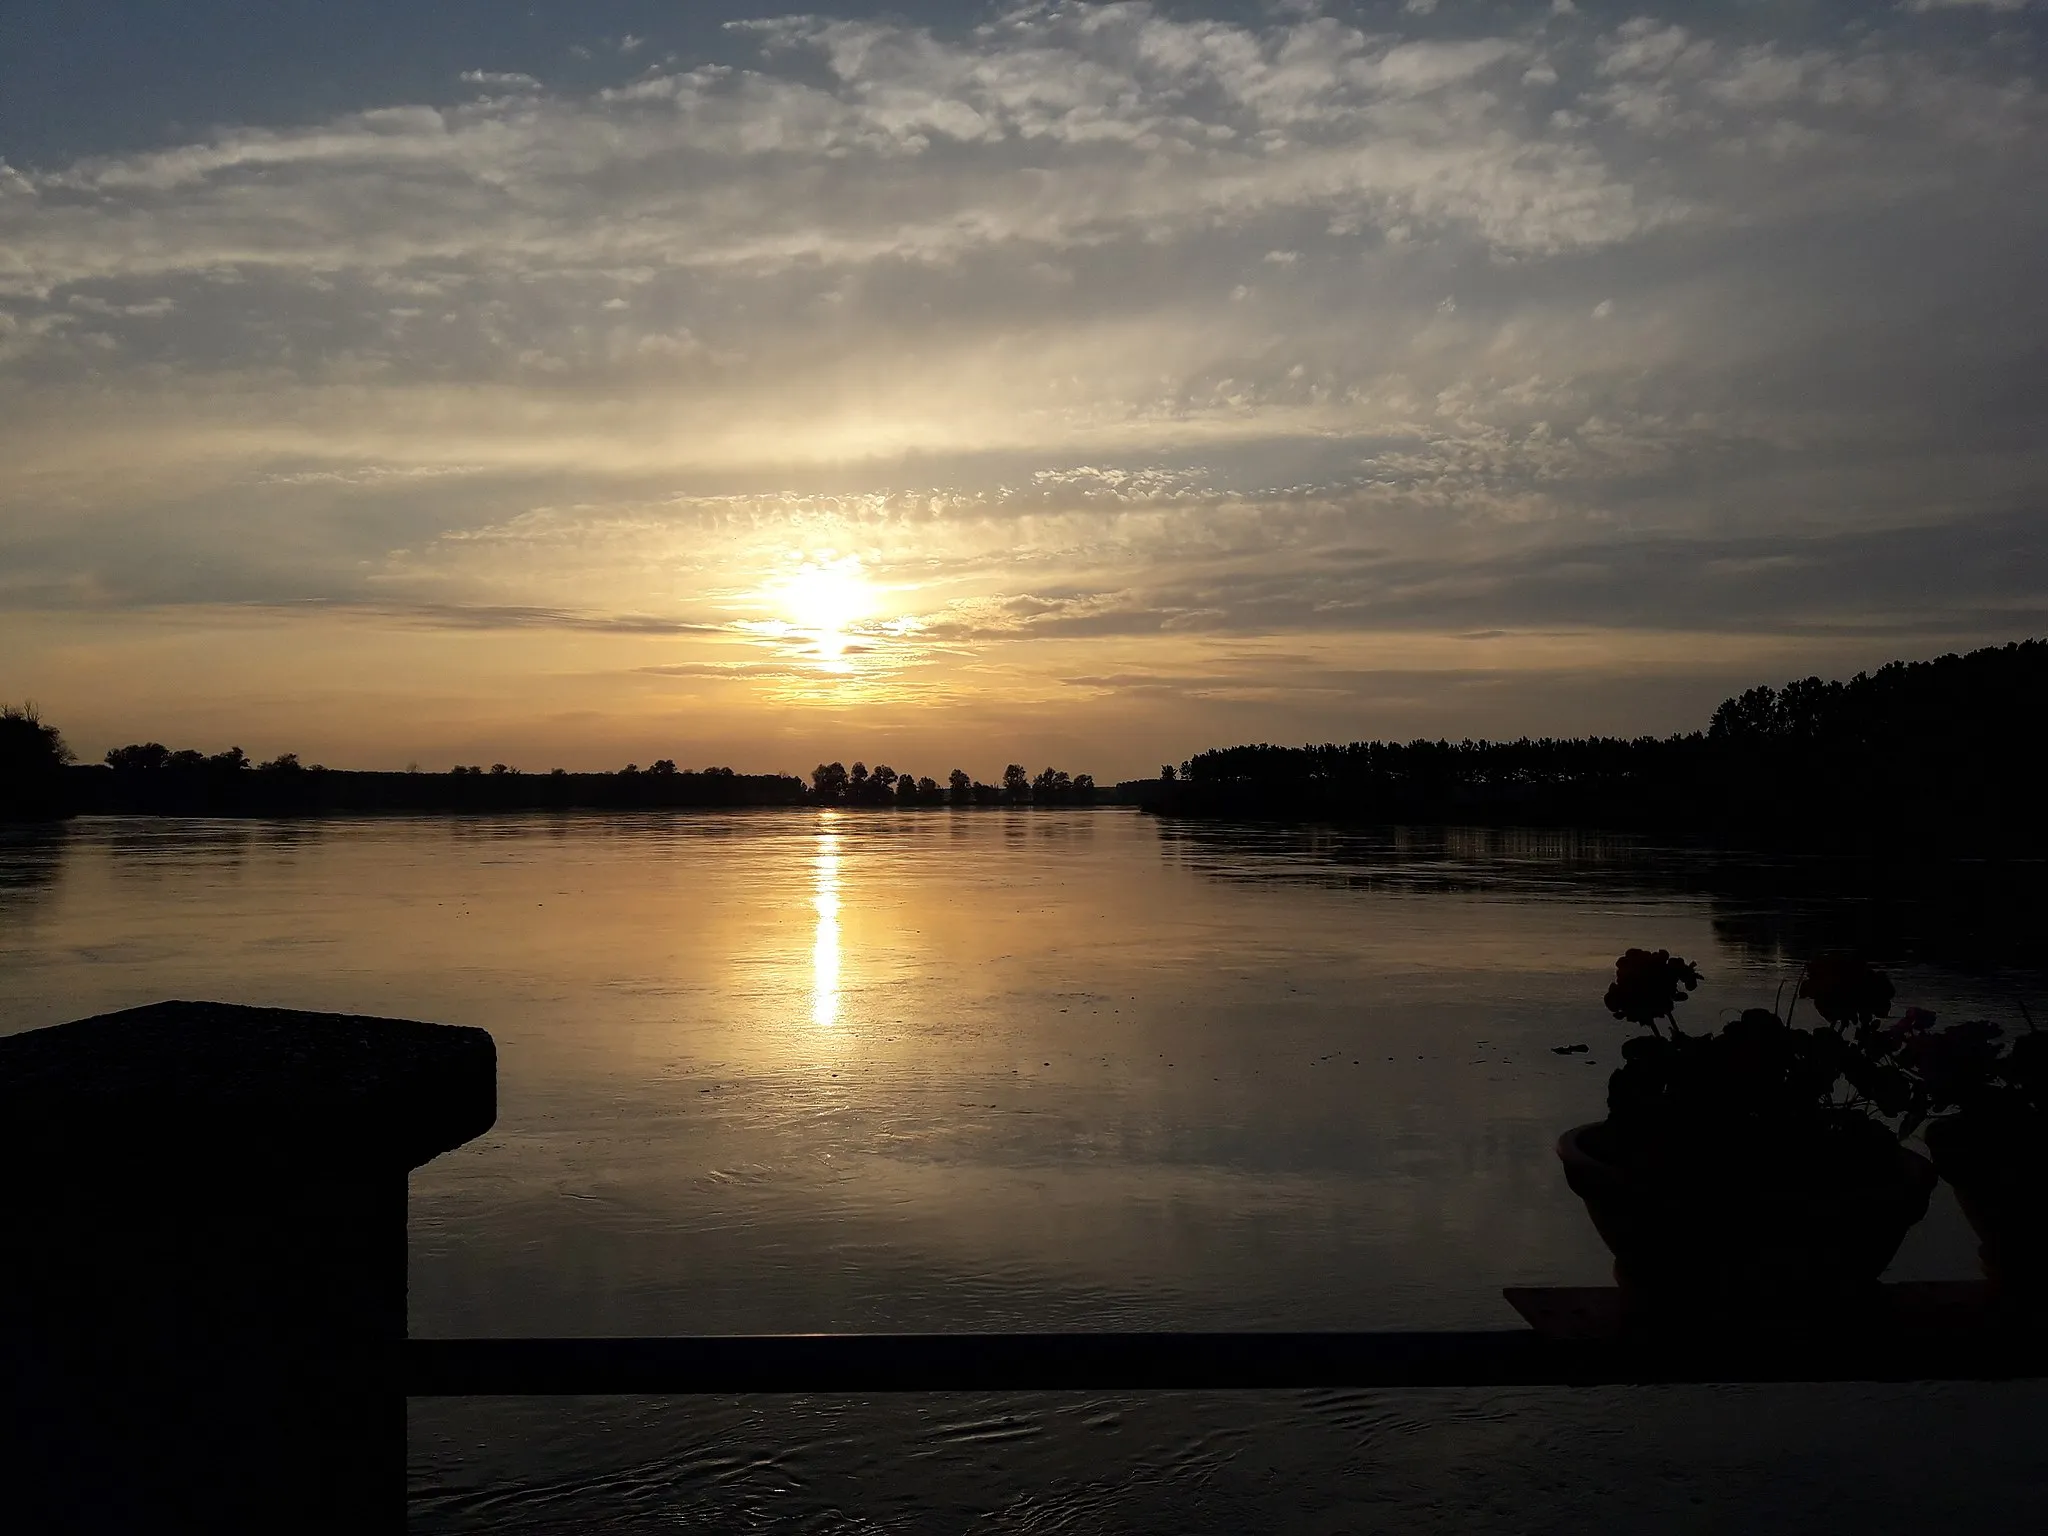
[1599, 946, 1933, 1165]
[1886, 1006, 1937, 1040]
[1603, 948, 1703, 1028]
[1797, 951, 1895, 1027]
[1901, 1018, 2006, 1110]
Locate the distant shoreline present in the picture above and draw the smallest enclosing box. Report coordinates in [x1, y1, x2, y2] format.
[1128, 639, 2048, 860]
[41, 765, 1134, 820]
[9, 639, 2043, 854]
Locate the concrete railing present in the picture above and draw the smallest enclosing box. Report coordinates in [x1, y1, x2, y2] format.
[0, 1002, 493, 1535]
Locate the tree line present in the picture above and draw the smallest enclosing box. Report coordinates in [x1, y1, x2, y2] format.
[11, 638, 2041, 842]
[810, 761, 1097, 806]
[1, 715, 1105, 819]
[1144, 639, 2048, 854]
[2, 727, 808, 817]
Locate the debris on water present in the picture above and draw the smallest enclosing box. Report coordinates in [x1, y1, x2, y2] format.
[1551, 1043, 1590, 1055]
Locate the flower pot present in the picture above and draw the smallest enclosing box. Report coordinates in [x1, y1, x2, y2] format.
[1923, 1115, 2048, 1300]
[1557, 1121, 1936, 1321]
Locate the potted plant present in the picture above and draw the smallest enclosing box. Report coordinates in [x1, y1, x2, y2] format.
[1895, 1008, 2048, 1298]
[1557, 948, 1936, 1321]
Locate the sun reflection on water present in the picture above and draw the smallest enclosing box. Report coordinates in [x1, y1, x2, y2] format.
[811, 821, 841, 1029]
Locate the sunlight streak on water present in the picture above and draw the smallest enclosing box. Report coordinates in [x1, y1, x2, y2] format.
[811, 820, 841, 1029]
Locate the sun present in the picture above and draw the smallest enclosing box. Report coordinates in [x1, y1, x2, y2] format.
[774, 558, 876, 666]
[780, 561, 872, 634]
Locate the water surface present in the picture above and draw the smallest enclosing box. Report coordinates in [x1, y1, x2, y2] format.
[3, 811, 2042, 1531]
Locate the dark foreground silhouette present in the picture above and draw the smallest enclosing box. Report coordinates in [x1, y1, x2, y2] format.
[1136, 640, 2048, 855]
[8, 995, 2038, 1536]
[0, 1001, 496, 1533]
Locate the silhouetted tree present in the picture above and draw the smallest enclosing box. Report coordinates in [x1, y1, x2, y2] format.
[1072, 773, 1096, 803]
[918, 775, 940, 802]
[1002, 763, 1030, 804]
[209, 747, 249, 772]
[813, 762, 849, 804]
[896, 771, 919, 806]
[106, 742, 172, 772]
[1709, 685, 1781, 741]
[948, 768, 971, 805]
[260, 753, 303, 773]
[1160, 764, 1177, 782]
[649, 759, 676, 775]
[1, 704, 74, 820]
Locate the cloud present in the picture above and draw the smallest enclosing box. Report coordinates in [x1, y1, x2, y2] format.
[0, 5, 1668, 319]
[344, 601, 728, 635]
[2, 2, 2046, 769]
[459, 70, 542, 91]
[637, 660, 819, 681]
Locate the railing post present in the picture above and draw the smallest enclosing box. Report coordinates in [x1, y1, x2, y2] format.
[0, 1001, 495, 1534]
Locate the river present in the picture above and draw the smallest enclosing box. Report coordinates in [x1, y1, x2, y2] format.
[3, 810, 2042, 1531]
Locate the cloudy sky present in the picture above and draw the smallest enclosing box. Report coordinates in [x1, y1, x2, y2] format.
[3, 1, 2044, 779]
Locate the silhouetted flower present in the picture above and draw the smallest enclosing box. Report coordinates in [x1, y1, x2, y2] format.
[1885, 1006, 1937, 1041]
[1602, 948, 1703, 1028]
[1901, 1018, 2007, 1111]
[1599, 948, 1932, 1166]
[1798, 951, 1895, 1027]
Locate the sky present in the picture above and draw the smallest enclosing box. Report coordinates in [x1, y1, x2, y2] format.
[3, 1, 2045, 781]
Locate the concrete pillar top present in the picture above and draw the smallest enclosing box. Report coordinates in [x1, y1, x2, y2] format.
[0, 1000, 497, 1170]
